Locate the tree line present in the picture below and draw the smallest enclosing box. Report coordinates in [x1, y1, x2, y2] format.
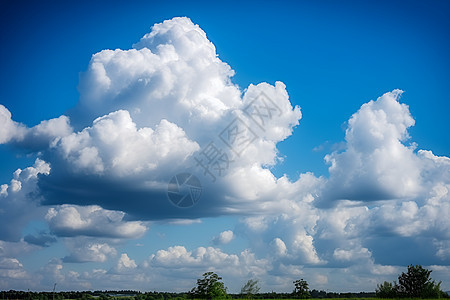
[0, 290, 378, 300]
[1, 265, 448, 300]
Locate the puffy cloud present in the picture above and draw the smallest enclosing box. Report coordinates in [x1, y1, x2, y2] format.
[0, 159, 50, 241]
[320, 90, 421, 204]
[0, 240, 38, 258]
[3, 19, 307, 246]
[319, 90, 450, 209]
[51, 110, 199, 176]
[112, 253, 137, 273]
[0, 246, 37, 289]
[149, 246, 238, 268]
[45, 205, 147, 238]
[146, 245, 269, 283]
[24, 231, 57, 247]
[418, 150, 450, 187]
[435, 240, 450, 260]
[239, 192, 322, 264]
[0, 105, 27, 144]
[0, 104, 72, 150]
[291, 231, 323, 264]
[37, 258, 65, 288]
[0, 245, 269, 292]
[23, 116, 73, 150]
[271, 238, 287, 257]
[333, 247, 371, 262]
[368, 183, 450, 240]
[143, 245, 269, 291]
[118, 253, 137, 268]
[213, 230, 234, 245]
[0, 257, 29, 287]
[63, 241, 117, 263]
[31, 17, 303, 222]
[0, 257, 23, 270]
[298, 89, 450, 269]
[74, 17, 242, 129]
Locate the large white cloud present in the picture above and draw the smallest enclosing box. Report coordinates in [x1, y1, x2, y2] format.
[25, 16, 304, 221]
[0, 18, 306, 228]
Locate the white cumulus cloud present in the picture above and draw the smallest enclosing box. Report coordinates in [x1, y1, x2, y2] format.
[213, 230, 234, 245]
[63, 240, 117, 263]
[0, 159, 50, 241]
[45, 205, 147, 239]
[321, 90, 421, 203]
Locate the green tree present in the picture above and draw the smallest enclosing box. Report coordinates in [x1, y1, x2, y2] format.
[293, 279, 310, 299]
[240, 279, 260, 298]
[397, 265, 442, 298]
[376, 281, 397, 298]
[422, 279, 444, 298]
[191, 272, 228, 299]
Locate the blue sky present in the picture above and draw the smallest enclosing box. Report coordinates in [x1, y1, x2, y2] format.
[0, 0, 449, 293]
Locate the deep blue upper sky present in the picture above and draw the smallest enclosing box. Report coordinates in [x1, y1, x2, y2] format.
[1, 0, 449, 183]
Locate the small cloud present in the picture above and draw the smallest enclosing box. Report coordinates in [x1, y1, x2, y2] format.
[0, 104, 72, 150]
[312, 141, 330, 152]
[167, 219, 202, 225]
[110, 253, 137, 274]
[314, 274, 328, 285]
[45, 205, 147, 239]
[270, 237, 287, 256]
[63, 242, 116, 263]
[213, 230, 234, 245]
[330, 141, 346, 152]
[118, 253, 137, 269]
[24, 232, 57, 247]
[333, 247, 371, 262]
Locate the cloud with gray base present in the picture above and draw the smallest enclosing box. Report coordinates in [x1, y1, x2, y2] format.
[1, 17, 304, 222]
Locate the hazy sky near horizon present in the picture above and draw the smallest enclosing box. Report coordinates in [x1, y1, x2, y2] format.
[0, 0, 450, 293]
